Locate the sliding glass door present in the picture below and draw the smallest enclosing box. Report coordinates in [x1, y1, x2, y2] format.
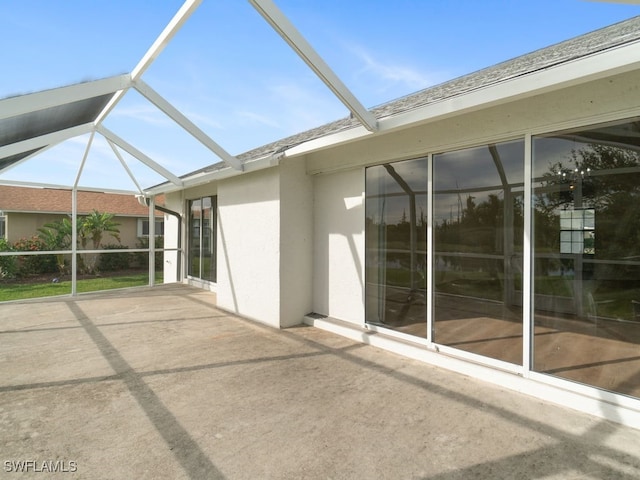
[433, 140, 524, 365]
[365, 158, 428, 336]
[532, 119, 640, 397]
[364, 118, 640, 400]
[188, 196, 216, 283]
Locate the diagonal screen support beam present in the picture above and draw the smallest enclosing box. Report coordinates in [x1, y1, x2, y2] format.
[133, 79, 243, 171]
[96, 125, 183, 187]
[249, 0, 378, 132]
[0, 123, 95, 167]
[94, 0, 203, 126]
[106, 139, 145, 194]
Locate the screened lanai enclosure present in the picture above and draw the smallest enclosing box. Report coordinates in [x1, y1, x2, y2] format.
[2, 0, 640, 429]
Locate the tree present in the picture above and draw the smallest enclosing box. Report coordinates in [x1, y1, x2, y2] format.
[80, 210, 120, 249]
[37, 211, 121, 274]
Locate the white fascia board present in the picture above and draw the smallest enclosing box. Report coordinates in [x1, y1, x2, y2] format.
[145, 154, 279, 195]
[96, 125, 184, 187]
[284, 41, 640, 159]
[0, 123, 94, 161]
[249, 0, 378, 132]
[0, 75, 130, 121]
[379, 41, 640, 133]
[133, 79, 243, 171]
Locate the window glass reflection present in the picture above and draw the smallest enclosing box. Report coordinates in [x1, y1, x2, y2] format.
[433, 140, 524, 364]
[188, 196, 217, 282]
[533, 119, 640, 398]
[365, 158, 428, 336]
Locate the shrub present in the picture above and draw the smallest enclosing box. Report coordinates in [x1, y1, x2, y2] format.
[135, 236, 164, 270]
[0, 238, 18, 280]
[99, 244, 132, 271]
[13, 236, 58, 276]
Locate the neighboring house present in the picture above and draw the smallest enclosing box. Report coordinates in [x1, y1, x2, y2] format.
[0, 186, 164, 247]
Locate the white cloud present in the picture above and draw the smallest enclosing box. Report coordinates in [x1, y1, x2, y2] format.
[110, 103, 172, 127]
[347, 45, 447, 99]
[235, 110, 281, 129]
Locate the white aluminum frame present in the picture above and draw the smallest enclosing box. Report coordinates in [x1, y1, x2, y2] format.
[249, 0, 378, 132]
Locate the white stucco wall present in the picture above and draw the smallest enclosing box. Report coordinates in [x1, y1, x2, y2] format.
[313, 168, 365, 324]
[279, 159, 313, 327]
[217, 167, 281, 327]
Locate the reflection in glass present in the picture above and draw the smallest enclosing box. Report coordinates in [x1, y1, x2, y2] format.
[189, 199, 201, 278]
[365, 158, 428, 336]
[188, 196, 217, 282]
[533, 119, 640, 398]
[433, 141, 524, 364]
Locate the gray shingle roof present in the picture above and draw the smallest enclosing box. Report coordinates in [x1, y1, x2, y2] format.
[174, 16, 640, 182]
[183, 15, 640, 180]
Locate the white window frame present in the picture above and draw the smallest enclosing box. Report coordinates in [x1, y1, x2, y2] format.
[137, 217, 164, 237]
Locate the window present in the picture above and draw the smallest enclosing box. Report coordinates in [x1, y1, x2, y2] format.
[0, 213, 5, 239]
[137, 218, 164, 237]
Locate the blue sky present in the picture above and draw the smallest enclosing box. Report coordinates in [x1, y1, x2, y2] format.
[1, 0, 639, 191]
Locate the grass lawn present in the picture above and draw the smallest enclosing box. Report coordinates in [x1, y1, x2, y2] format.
[0, 272, 164, 302]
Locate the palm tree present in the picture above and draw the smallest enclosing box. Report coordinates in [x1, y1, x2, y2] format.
[38, 211, 121, 275]
[79, 211, 120, 273]
[80, 210, 120, 249]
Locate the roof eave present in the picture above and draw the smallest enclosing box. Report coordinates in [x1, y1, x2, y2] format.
[147, 35, 640, 195]
[144, 154, 281, 196]
[284, 40, 640, 158]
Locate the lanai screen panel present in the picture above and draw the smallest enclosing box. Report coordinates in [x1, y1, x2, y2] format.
[0, 94, 113, 148]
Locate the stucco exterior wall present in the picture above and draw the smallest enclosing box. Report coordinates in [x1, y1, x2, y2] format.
[217, 167, 281, 327]
[312, 168, 365, 324]
[279, 158, 313, 327]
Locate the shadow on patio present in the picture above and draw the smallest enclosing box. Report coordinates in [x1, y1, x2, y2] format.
[1, 284, 639, 479]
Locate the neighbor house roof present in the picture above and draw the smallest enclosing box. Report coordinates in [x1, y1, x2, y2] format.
[0, 185, 164, 216]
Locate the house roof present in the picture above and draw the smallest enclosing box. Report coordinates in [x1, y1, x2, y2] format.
[0, 185, 163, 216]
[167, 14, 640, 190]
[230, 15, 640, 165]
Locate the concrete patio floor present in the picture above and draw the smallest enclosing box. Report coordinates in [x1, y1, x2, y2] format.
[1, 284, 640, 479]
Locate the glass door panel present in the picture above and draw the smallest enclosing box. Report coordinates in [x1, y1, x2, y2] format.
[187, 196, 217, 283]
[365, 157, 428, 337]
[532, 119, 640, 398]
[188, 199, 201, 278]
[433, 140, 524, 364]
